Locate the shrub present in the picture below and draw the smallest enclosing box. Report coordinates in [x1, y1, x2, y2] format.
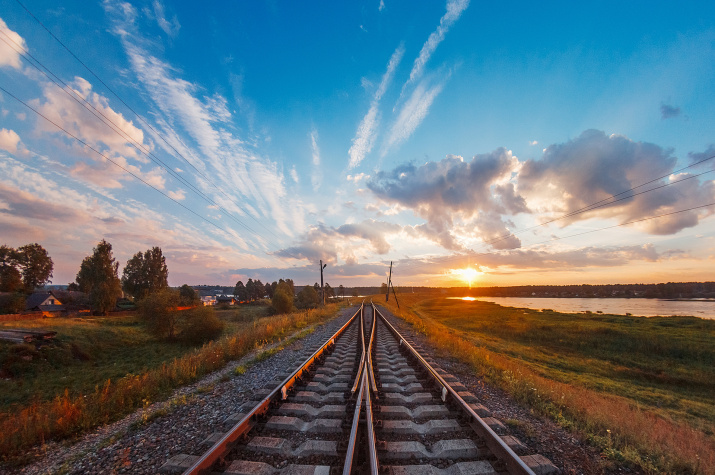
[295, 286, 319, 309]
[271, 282, 293, 314]
[139, 288, 180, 339]
[179, 306, 225, 344]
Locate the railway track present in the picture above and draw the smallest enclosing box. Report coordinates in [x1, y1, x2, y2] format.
[161, 303, 558, 475]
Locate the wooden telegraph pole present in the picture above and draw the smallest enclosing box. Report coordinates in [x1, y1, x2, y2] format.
[386, 261, 400, 308]
[320, 260, 327, 306]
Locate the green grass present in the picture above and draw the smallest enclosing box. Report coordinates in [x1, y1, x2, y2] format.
[414, 298, 715, 427]
[0, 302, 339, 462]
[378, 291, 715, 474]
[0, 303, 273, 412]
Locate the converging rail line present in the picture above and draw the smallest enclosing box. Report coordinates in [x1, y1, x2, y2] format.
[161, 303, 558, 475]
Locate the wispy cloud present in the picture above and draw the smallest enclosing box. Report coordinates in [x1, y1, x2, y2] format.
[310, 128, 322, 190]
[660, 102, 681, 119]
[383, 76, 445, 154]
[152, 1, 181, 38]
[403, 0, 469, 89]
[0, 18, 26, 70]
[348, 45, 404, 169]
[105, 0, 305, 238]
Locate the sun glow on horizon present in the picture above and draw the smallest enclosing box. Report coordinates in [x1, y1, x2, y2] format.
[450, 267, 482, 288]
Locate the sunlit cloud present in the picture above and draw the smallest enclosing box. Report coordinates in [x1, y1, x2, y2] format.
[0, 18, 26, 70]
[0, 128, 22, 155]
[310, 128, 322, 190]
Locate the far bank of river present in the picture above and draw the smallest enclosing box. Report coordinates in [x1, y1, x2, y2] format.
[449, 296, 715, 320]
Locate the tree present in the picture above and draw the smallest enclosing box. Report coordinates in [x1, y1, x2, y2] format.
[0, 245, 22, 293]
[179, 306, 225, 344]
[233, 281, 248, 301]
[272, 281, 293, 314]
[338, 284, 345, 300]
[245, 278, 256, 302]
[17, 243, 54, 292]
[295, 285, 319, 309]
[352, 287, 359, 297]
[121, 247, 168, 299]
[264, 282, 274, 299]
[139, 288, 179, 339]
[1, 243, 53, 293]
[324, 282, 335, 299]
[76, 240, 122, 315]
[179, 284, 200, 306]
[380, 282, 388, 294]
[253, 279, 264, 300]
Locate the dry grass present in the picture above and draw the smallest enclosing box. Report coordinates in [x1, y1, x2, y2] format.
[378, 292, 715, 474]
[0, 304, 340, 460]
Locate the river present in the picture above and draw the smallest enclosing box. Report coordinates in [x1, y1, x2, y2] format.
[447, 297, 715, 319]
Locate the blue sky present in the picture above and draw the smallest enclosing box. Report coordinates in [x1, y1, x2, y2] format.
[1, 0, 714, 287]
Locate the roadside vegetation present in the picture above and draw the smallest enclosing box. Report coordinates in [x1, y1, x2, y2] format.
[0, 301, 344, 464]
[379, 290, 715, 474]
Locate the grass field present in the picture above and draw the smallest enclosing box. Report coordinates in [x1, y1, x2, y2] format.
[379, 290, 715, 474]
[0, 302, 344, 462]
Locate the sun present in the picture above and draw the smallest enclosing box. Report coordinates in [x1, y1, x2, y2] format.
[450, 267, 481, 288]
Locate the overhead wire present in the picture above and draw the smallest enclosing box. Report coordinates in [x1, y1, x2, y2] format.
[14, 0, 281, 242]
[0, 30, 266, 242]
[0, 85, 233, 236]
[483, 153, 715, 248]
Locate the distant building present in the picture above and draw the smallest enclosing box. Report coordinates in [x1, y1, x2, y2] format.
[201, 296, 216, 306]
[216, 295, 237, 305]
[25, 291, 65, 317]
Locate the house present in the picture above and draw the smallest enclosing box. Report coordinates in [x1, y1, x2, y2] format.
[201, 296, 216, 306]
[25, 291, 65, 317]
[215, 295, 237, 306]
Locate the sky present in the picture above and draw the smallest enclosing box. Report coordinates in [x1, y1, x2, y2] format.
[1, 0, 714, 288]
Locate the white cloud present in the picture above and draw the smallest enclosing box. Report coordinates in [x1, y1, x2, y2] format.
[105, 0, 306, 238]
[34, 77, 149, 163]
[348, 45, 404, 168]
[404, 0, 469, 88]
[383, 78, 445, 154]
[0, 18, 26, 70]
[529, 140, 538, 146]
[168, 188, 186, 200]
[290, 165, 299, 184]
[153, 1, 180, 38]
[310, 128, 322, 190]
[0, 128, 21, 154]
[379, 0, 385, 12]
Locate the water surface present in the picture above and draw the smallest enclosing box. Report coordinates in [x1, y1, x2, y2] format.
[447, 297, 715, 319]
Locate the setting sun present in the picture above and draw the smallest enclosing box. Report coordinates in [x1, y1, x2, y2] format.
[450, 267, 481, 288]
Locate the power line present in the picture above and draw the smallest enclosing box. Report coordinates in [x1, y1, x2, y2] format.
[13, 0, 280, 241]
[0, 30, 265, 241]
[0, 84, 233, 237]
[484, 153, 715, 248]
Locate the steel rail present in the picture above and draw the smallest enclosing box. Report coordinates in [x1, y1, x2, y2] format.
[373, 305, 536, 475]
[183, 304, 363, 475]
[343, 367, 367, 475]
[350, 303, 366, 393]
[366, 302, 377, 393]
[364, 359, 379, 473]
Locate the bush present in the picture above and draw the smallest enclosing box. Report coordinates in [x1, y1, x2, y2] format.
[139, 288, 180, 339]
[271, 282, 293, 314]
[295, 286, 319, 309]
[179, 306, 225, 344]
[0, 292, 26, 314]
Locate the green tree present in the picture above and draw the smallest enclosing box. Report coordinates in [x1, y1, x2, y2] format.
[139, 288, 180, 339]
[234, 280, 248, 301]
[17, 243, 54, 292]
[121, 247, 168, 299]
[295, 285, 319, 309]
[76, 240, 122, 315]
[0, 245, 22, 293]
[245, 278, 256, 302]
[264, 281, 274, 299]
[253, 279, 264, 300]
[179, 284, 200, 306]
[272, 281, 293, 314]
[324, 282, 335, 299]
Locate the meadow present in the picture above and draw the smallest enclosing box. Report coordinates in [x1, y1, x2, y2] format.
[0, 302, 343, 463]
[379, 290, 715, 474]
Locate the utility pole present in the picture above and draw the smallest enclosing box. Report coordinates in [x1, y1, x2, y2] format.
[386, 261, 392, 302]
[320, 260, 327, 306]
